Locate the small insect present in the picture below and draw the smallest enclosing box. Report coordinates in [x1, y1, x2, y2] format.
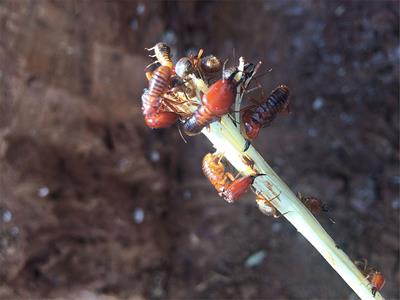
[369, 271, 385, 296]
[298, 194, 328, 215]
[298, 193, 335, 223]
[256, 193, 280, 218]
[183, 72, 238, 136]
[144, 111, 179, 129]
[145, 42, 173, 68]
[241, 84, 290, 149]
[142, 65, 173, 114]
[355, 260, 385, 296]
[202, 152, 235, 194]
[221, 174, 265, 203]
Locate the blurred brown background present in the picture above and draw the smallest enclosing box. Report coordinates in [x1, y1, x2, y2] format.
[0, 0, 399, 299]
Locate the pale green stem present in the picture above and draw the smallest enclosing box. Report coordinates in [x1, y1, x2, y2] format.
[200, 116, 384, 300]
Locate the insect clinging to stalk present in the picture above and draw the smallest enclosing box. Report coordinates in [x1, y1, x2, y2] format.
[241, 84, 290, 150]
[202, 152, 235, 195]
[145, 42, 174, 68]
[183, 70, 239, 136]
[298, 193, 335, 223]
[221, 174, 266, 203]
[355, 260, 385, 296]
[368, 271, 385, 296]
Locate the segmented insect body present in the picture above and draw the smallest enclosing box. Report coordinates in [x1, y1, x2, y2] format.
[202, 153, 233, 194]
[144, 111, 179, 129]
[142, 66, 172, 114]
[146, 42, 173, 68]
[141, 89, 159, 115]
[221, 175, 255, 203]
[242, 85, 290, 141]
[183, 78, 235, 136]
[369, 271, 385, 296]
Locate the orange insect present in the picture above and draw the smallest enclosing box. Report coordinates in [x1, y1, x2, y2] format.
[202, 152, 235, 194]
[221, 174, 265, 203]
[356, 260, 385, 296]
[369, 271, 385, 296]
[183, 72, 238, 136]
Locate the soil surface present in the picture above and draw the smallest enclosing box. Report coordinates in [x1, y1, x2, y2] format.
[0, 1, 399, 299]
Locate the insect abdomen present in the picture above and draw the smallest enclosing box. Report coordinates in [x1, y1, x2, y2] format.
[259, 85, 290, 121]
[148, 66, 172, 99]
[183, 106, 216, 136]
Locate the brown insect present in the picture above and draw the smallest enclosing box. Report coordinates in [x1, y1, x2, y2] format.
[142, 65, 173, 115]
[221, 174, 265, 203]
[298, 193, 328, 215]
[241, 85, 290, 150]
[298, 193, 335, 223]
[202, 152, 235, 195]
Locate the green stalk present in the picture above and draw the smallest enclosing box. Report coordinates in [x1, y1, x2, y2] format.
[201, 116, 384, 300]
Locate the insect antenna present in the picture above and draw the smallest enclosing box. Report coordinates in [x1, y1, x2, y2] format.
[177, 125, 188, 144]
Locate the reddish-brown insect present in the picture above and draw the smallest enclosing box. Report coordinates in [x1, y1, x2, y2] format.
[144, 111, 179, 129]
[142, 65, 173, 114]
[202, 153, 235, 194]
[355, 260, 385, 296]
[298, 194, 328, 215]
[241, 84, 290, 146]
[183, 74, 237, 136]
[298, 193, 335, 223]
[221, 174, 264, 203]
[369, 271, 385, 296]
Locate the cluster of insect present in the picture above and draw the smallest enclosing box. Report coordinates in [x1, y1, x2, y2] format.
[141, 42, 385, 297]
